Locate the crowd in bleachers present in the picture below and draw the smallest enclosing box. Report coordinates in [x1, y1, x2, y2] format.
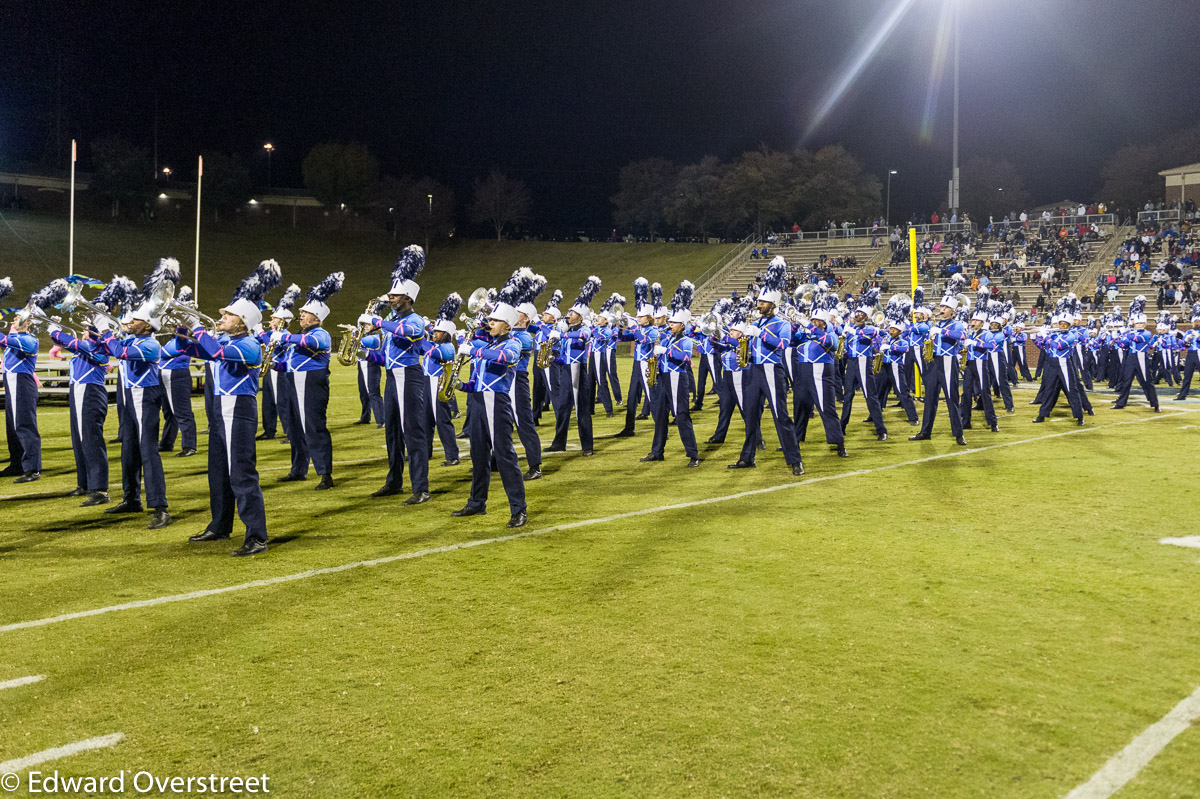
[1093, 218, 1196, 309]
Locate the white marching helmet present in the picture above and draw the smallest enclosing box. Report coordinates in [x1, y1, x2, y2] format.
[221, 297, 262, 331]
[489, 301, 519, 328]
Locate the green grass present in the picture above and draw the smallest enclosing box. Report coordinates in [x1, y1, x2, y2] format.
[1, 364, 1199, 797]
[0, 213, 725, 317]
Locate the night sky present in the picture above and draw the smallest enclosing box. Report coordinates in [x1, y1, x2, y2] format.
[3, 0, 1198, 229]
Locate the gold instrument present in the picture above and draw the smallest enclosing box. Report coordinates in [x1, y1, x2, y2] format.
[259, 317, 286, 374]
[835, 336, 846, 360]
[872, 350, 884, 374]
[736, 335, 751, 368]
[922, 337, 935, 363]
[437, 351, 472, 402]
[536, 338, 554, 369]
[646, 347, 660, 387]
[337, 295, 388, 367]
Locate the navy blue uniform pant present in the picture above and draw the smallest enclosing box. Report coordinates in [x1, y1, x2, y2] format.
[607, 349, 623, 404]
[987, 350, 1014, 411]
[358, 359, 384, 424]
[960, 359, 997, 428]
[876, 360, 919, 424]
[159, 366, 197, 451]
[918, 354, 964, 439]
[739, 363, 803, 466]
[694, 351, 721, 408]
[550, 361, 593, 450]
[1178, 351, 1199, 398]
[383, 364, 430, 494]
[288, 369, 333, 477]
[465, 391, 526, 516]
[591, 349, 614, 415]
[208, 393, 267, 543]
[3, 370, 40, 473]
[121, 383, 167, 508]
[1037, 357, 1083, 420]
[425, 374, 460, 462]
[711, 367, 747, 442]
[793, 360, 844, 445]
[648, 370, 698, 459]
[1114, 351, 1160, 409]
[620, 359, 653, 433]
[69, 381, 108, 491]
[509, 370, 541, 470]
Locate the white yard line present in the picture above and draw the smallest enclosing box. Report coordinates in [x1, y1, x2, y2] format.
[0, 733, 124, 773]
[0, 411, 1190, 636]
[1160, 536, 1200, 550]
[0, 675, 44, 691]
[1063, 686, 1200, 799]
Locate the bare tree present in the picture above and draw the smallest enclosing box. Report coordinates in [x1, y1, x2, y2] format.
[469, 170, 531, 241]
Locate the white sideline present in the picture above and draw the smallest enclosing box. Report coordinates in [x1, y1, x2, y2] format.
[1160, 536, 1200, 550]
[0, 675, 44, 691]
[0, 411, 1190, 636]
[1063, 686, 1200, 799]
[0, 733, 124, 773]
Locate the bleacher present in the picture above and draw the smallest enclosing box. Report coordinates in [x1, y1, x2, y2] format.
[0, 359, 206, 405]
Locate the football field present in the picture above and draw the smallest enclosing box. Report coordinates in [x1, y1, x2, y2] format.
[1, 362, 1198, 797]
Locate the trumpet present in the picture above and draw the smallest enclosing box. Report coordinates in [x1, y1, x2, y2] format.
[337, 295, 388, 366]
[437, 352, 472, 402]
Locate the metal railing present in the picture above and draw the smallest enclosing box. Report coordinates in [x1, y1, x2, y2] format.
[1137, 210, 1182, 225]
[694, 234, 758, 295]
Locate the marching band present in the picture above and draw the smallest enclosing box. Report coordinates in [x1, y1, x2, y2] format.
[2, 249, 1197, 555]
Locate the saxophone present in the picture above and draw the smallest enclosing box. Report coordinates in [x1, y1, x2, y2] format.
[337, 296, 387, 367]
[922, 328, 935, 363]
[437, 351, 471, 402]
[835, 335, 846, 360]
[736, 336, 750, 368]
[259, 318, 284, 375]
[535, 337, 553, 369]
[872, 349, 884, 374]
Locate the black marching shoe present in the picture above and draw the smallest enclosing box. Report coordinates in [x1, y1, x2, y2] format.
[232, 540, 268, 557]
[955, 435, 967, 446]
[189, 529, 230, 542]
[686, 458, 701, 468]
[612, 429, 635, 438]
[1077, 417, 1085, 426]
[403, 491, 432, 506]
[455, 430, 469, 440]
[450, 505, 486, 517]
[581, 450, 595, 457]
[1086, 409, 1095, 416]
[370, 484, 403, 498]
[908, 433, 930, 441]
[727, 460, 756, 469]
[176, 448, 197, 458]
[837, 444, 848, 458]
[877, 432, 888, 442]
[255, 432, 275, 441]
[441, 458, 460, 467]
[544, 444, 567, 452]
[704, 436, 724, 444]
[147, 507, 172, 530]
[507, 510, 527, 528]
[66, 486, 89, 497]
[640, 454, 664, 462]
[157, 443, 173, 453]
[961, 423, 972, 430]
[276, 473, 306, 483]
[990, 424, 999, 433]
[1032, 416, 1046, 423]
[523, 467, 542, 481]
[105, 498, 143, 514]
[1153, 406, 1162, 413]
[0, 465, 22, 478]
[1175, 395, 1188, 401]
[80, 491, 110, 507]
[315, 474, 334, 491]
[353, 418, 371, 425]
[279, 437, 290, 445]
[792, 461, 805, 476]
[14, 471, 39, 484]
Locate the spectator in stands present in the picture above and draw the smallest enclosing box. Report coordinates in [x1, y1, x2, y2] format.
[750, 248, 759, 260]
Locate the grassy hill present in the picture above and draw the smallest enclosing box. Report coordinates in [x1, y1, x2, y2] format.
[0, 212, 728, 320]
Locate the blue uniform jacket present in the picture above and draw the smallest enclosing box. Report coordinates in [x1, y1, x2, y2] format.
[182, 330, 262, 396]
[102, 332, 161, 388]
[0, 332, 38, 374]
[50, 330, 108, 384]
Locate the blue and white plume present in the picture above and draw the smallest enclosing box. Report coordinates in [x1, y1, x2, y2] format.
[301, 272, 344, 323]
[570, 275, 602, 317]
[390, 244, 426, 300]
[759, 256, 787, 305]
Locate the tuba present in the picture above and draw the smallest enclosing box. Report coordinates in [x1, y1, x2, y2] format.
[337, 296, 388, 366]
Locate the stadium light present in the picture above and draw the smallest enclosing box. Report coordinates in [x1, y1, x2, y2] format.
[886, 170, 898, 229]
[263, 143, 274, 188]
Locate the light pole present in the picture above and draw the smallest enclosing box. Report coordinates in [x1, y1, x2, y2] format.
[263, 142, 274, 189]
[161, 167, 172, 181]
[886, 170, 897, 229]
[950, 0, 961, 215]
[426, 194, 433, 253]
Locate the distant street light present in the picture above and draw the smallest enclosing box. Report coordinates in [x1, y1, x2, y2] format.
[162, 167, 172, 180]
[263, 142, 274, 189]
[886, 170, 898, 229]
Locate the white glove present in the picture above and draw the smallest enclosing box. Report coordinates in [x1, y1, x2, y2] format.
[48, 322, 62, 335]
[556, 321, 568, 333]
[653, 345, 667, 356]
[270, 331, 285, 344]
[94, 317, 115, 334]
[357, 313, 377, 327]
[548, 329, 562, 341]
[457, 342, 473, 357]
[746, 325, 761, 337]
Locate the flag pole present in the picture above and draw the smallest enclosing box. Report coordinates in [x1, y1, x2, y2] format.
[68, 139, 76, 276]
[194, 155, 203, 304]
[910, 226, 922, 398]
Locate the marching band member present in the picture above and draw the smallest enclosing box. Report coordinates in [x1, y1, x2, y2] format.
[356, 293, 386, 426]
[158, 285, 199, 457]
[875, 294, 920, 427]
[423, 292, 463, 466]
[1070, 305, 1095, 393]
[959, 295, 998, 433]
[360, 246, 431, 504]
[604, 303, 623, 408]
[708, 299, 752, 445]
[180, 280, 270, 555]
[258, 283, 300, 442]
[1011, 317, 1033, 382]
[729, 257, 805, 475]
[986, 303, 1016, 412]
[547, 276, 601, 457]
[591, 293, 623, 417]
[645, 282, 666, 421]
[450, 299, 528, 528]
[274, 271, 340, 489]
[1111, 296, 1161, 411]
[691, 300, 720, 412]
[839, 288, 888, 441]
[510, 270, 547, 480]
[904, 287, 929, 396]
[792, 290, 846, 457]
[614, 278, 656, 437]
[531, 290, 562, 426]
[909, 288, 967, 445]
[1174, 302, 1200, 400]
[642, 281, 700, 466]
[100, 258, 179, 527]
[49, 296, 114, 504]
[0, 277, 49, 482]
[1032, 304, 1084, 425]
